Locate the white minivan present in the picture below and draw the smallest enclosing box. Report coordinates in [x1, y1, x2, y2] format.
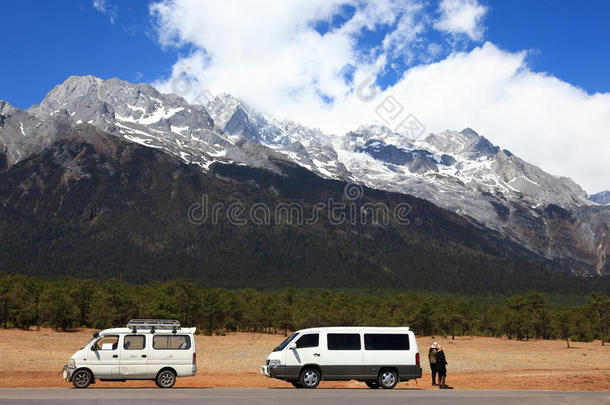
[261, 327, 421, 389]
[63, 319, 197, 388]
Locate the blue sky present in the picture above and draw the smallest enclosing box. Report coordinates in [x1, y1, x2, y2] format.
[0, 0, 609, 192]
[485, 0, 610, 92]
[1, 0, 608, 109]
[1, 0, 170, 108]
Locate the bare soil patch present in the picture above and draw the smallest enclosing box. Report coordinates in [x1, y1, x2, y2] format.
[0, 329, 608, 390]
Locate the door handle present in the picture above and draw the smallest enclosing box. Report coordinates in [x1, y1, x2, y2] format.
[141, 354, 147, 358]
[113, 355, 118, 358]
[313, 353, 320, 357]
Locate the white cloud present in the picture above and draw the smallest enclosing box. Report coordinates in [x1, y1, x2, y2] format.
[383, 43, 610, 193]
[149, 1, 610, 193]
[149, 0, 421, 107]
[92, 0, 117, 24]
[434, 0, 487, 41]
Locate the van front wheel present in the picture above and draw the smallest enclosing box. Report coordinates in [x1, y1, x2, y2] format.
[300, 368, 321, 389]
[378, 369, 398, 389]
[72, 369, 92, 389]
[156, 370, 176, 388]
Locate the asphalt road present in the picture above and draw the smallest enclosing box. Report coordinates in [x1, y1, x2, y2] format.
[0, 388, 608, 405]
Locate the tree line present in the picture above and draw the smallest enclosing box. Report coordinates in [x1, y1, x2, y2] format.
[1, 273, 608, 347]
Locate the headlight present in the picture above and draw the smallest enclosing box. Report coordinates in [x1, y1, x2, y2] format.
[69, 358, 76, 366]
[268, 359, 281, 367]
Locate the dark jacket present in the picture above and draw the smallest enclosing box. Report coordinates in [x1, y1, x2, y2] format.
[435, 350, 447, 369]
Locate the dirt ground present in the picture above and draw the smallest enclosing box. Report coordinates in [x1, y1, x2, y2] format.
[0, 328, 608, 391]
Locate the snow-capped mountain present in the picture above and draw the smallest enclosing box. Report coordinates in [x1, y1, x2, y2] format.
[207, 94, 332, 147]
[206, 94, 351, 180]
[203, 94, 607, 275]
[339, 125, 609, 275]
[1, 75, 608, 275]
[25, 76, 296, 175]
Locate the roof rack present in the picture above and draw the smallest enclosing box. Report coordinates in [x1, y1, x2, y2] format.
[127, 319, 181, 332]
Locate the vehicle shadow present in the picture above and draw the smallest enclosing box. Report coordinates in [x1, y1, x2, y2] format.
[83, 387, 212, 390]
[268, 387, 425, 390]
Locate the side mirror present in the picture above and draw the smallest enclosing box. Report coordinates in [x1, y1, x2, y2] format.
[288, 343, 297, 350]
[93, 331, 99, 338]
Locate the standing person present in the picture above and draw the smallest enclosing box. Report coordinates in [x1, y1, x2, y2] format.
[428, 342, 438, 386]
[435, 345, 452, 389]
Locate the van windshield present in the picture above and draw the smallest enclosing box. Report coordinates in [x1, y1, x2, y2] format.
[81, 337, 97, 350]
[273, 332, 298, 352]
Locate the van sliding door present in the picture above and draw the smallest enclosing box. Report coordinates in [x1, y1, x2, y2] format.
[119, 334, 148, 378]
[323, 333, 364, 379]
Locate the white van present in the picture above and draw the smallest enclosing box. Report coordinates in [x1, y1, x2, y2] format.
[261, 327, 421, 389]
[63, 319, 197, 388]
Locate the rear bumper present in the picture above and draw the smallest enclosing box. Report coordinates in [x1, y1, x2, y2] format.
[62, 365, 76, 381]
[174, 364, 197, 377]
[401, 365, 422, 380]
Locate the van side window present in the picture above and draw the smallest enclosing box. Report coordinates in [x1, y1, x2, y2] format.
[364, 334, 410, 350]
[296, 333, 319, 348]
[92, 335, 119, 351]
[327, 333, 361, 350]
[124, 335, 146, 350]
[153, 335, 191, 350]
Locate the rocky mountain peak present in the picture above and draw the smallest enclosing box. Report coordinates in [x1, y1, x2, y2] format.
[419, 128, 503, 160]
[344, 124, 414, 151]
[32, 76, 211, 127]
[205, 93, 242, 129]
[0, 100, 17, 116]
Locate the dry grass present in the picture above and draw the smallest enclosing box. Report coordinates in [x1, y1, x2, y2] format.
[0, 328, 608, 390]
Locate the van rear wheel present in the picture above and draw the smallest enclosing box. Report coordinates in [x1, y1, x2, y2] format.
[299, 368, 321, 389]
[378, 369, 398, 389]
[72, 369, 92, 389]
[156, 369, 176, 388]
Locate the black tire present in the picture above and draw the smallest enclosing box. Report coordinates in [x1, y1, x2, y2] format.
[378, 369, 398, 389]
[72, 369, 92, 389]
[299, 368, 321, 389]
[156, 369, 176, 388]
[290, 380, 303, 388]
[365, 381, 379, 389]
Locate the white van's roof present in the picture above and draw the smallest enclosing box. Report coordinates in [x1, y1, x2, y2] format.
[293, 326, 412, 334]
[99, 327, 196, 335]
